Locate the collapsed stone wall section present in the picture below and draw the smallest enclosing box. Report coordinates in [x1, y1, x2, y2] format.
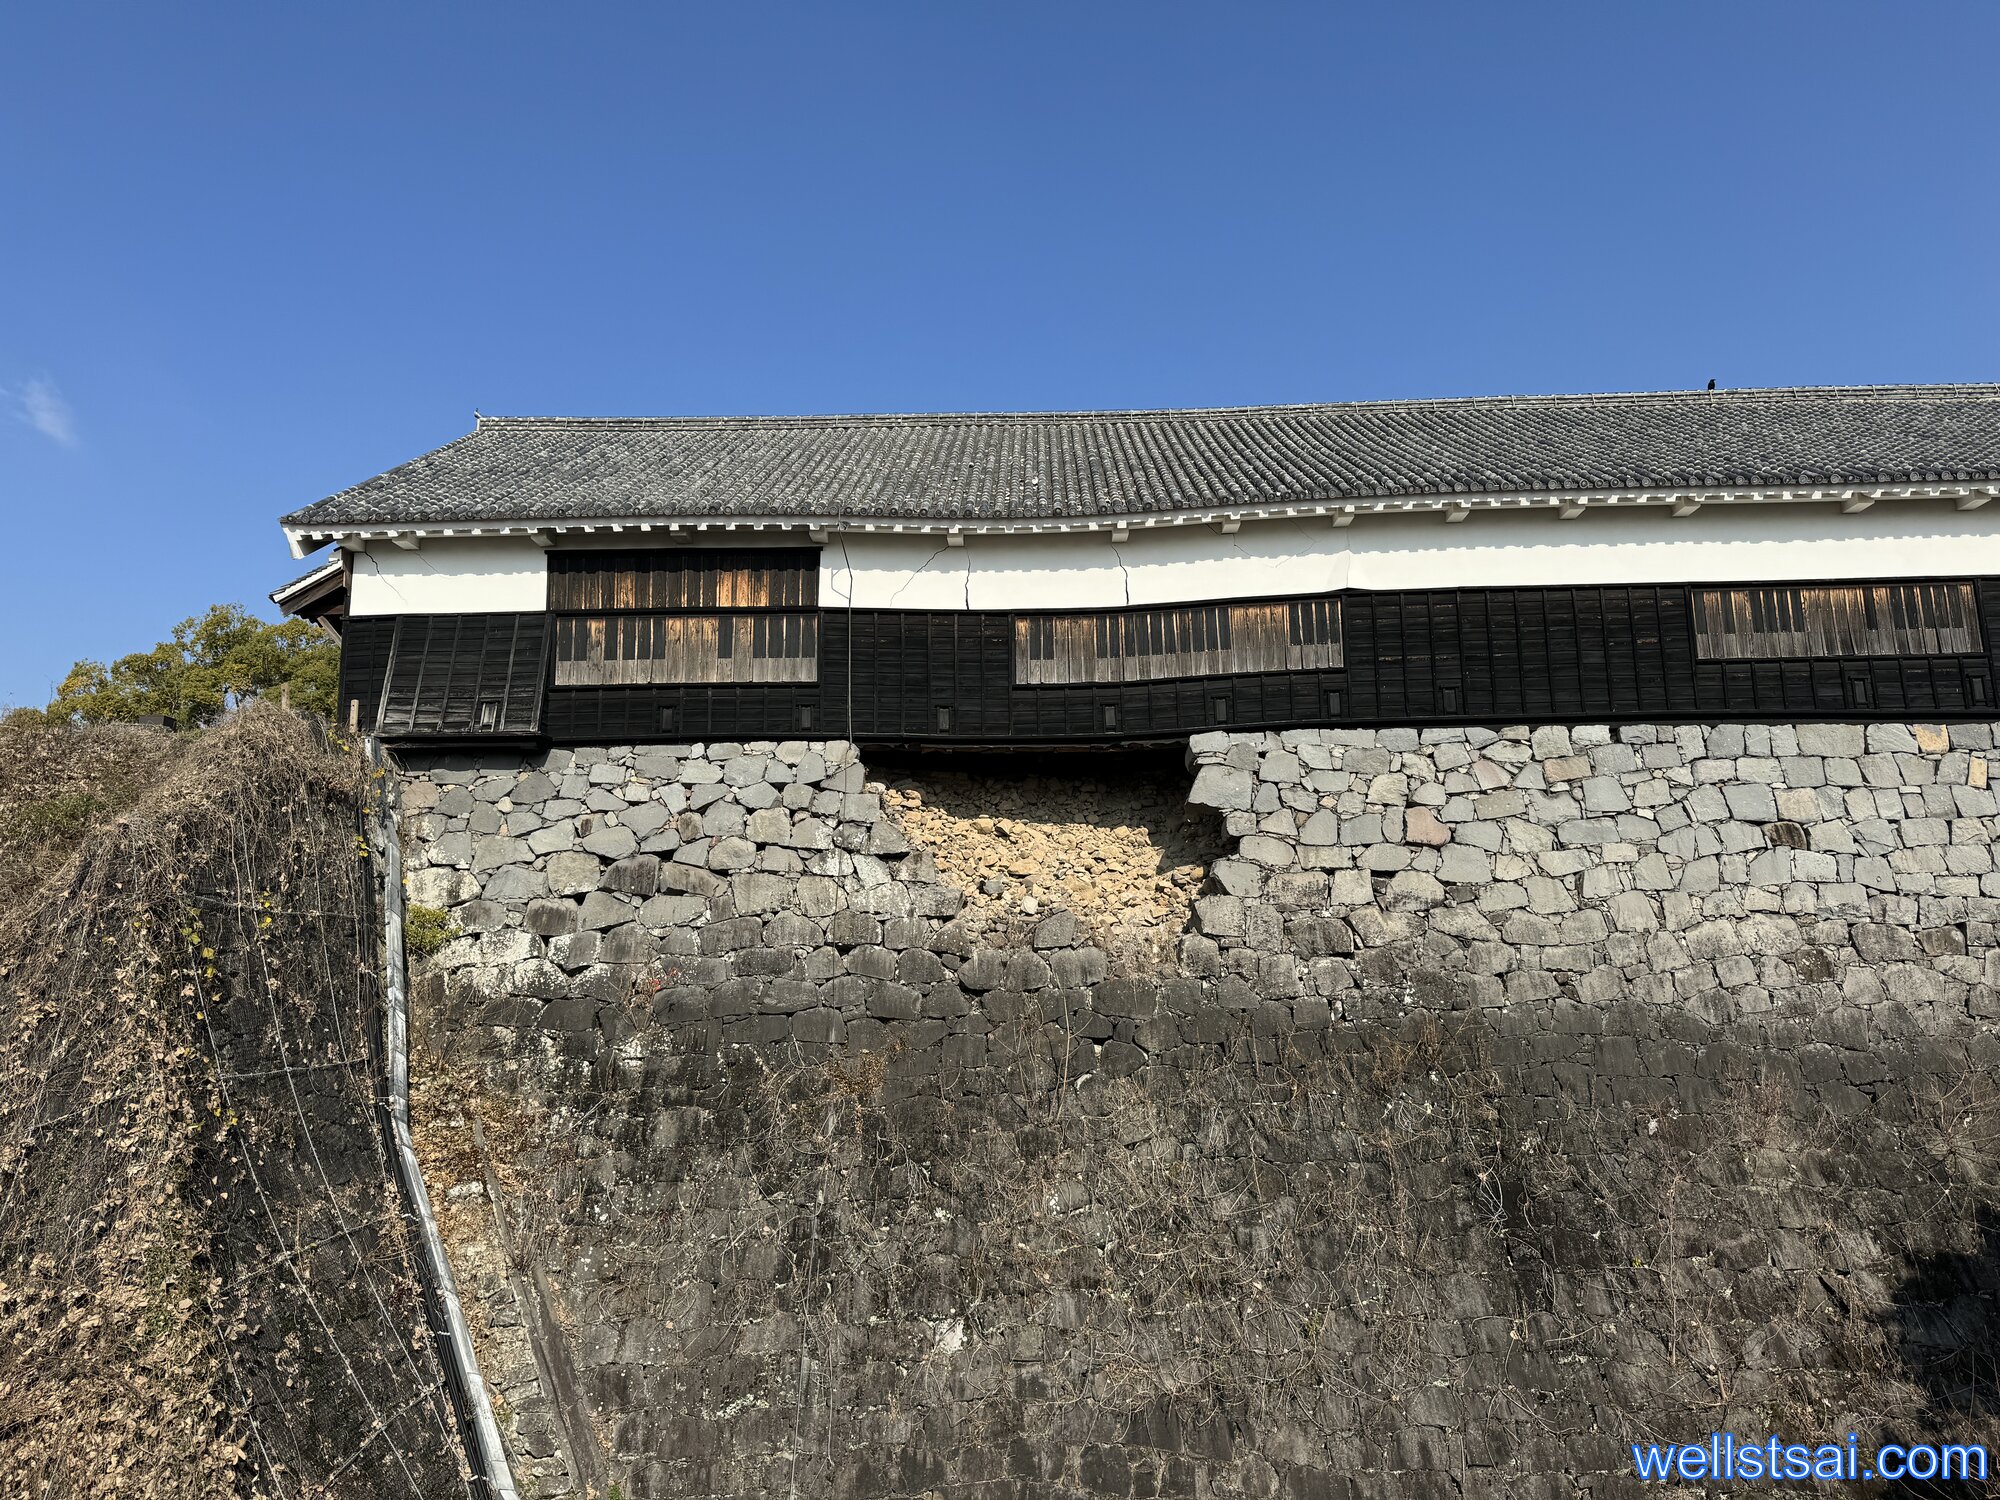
[402, 740, 1141, 1065]
[1185, 721, 2000, 1032]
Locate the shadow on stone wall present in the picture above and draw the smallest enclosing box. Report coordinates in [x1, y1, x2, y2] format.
[1882, 1205, 2000, 1498]
[427, 996, 2000, 1500]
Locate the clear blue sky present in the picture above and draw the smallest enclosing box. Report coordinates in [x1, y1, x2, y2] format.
[3, 3, 1997, 708]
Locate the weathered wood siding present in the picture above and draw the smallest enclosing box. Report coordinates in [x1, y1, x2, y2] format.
[1014, 600, 1342, 685]
[548, 548, 818, 611]
[552, 612, 818, 686]
[1693, 582, 1982, 661]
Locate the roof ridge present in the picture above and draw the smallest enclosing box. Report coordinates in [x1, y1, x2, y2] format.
[470, 383, 2000, 431]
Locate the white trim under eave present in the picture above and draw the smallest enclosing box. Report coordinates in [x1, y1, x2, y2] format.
[282, 479, 2000, 556]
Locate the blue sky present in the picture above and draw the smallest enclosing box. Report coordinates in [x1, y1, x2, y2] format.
[3, 3, 1997, 708]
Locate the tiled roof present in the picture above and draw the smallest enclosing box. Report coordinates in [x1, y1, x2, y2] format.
[269, 556, 346, 617]
[282, 384, 2000, 535]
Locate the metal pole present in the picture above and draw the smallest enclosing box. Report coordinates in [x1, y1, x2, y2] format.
[365, 736, 521, 1500]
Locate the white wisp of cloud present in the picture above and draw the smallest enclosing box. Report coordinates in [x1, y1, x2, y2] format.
[9, 377, 78, 446]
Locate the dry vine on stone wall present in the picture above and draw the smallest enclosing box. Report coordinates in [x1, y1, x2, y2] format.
[0, 707, 470, 1499]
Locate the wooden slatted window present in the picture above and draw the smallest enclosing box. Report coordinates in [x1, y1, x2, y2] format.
[549, 547, 820, 685]
[548, 548, 819, 610]
[1692, 583, 1983, 660]
[553, 612, 819, 685]
[374, 614, 548, 735]
[1013, 598, 1342, 685]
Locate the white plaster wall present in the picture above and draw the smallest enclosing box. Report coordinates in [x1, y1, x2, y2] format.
[337, 503, 2000, 617]
[823, 501, 2000, 610]
[347, 538, 549, 616]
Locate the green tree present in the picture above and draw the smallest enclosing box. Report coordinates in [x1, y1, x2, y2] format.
[48, 605, 340, 728]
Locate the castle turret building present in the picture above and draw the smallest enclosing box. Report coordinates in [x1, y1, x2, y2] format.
[277, 384, 2000, 743]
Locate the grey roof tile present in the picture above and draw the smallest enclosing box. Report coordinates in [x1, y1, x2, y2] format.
[282, 384, 2000, 533]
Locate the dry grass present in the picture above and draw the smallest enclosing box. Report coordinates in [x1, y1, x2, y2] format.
[0, 707, 467, 1499]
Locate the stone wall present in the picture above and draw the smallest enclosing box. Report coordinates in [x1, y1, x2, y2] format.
[1182, 721, 2000, 1028]
[399, 727, 2000, 1500]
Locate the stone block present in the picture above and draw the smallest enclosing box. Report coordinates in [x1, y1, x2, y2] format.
[545, 851, 600, 896]
[600, 854, 660, 896]
[579, 823, 639, 860]
[1286, 916, 1356, 957]
[1189, 764, 1254, 812]
[407, 867, 480, 907]
[1193, 895, 1246, 937]
[579, 891, 633, 930]
[1238, 834, 1295, 867]
[1032, 911, 1078, 949]
[1405, 806, 1451, 845]
[482, 865, 549, 902]
[597, 925, 654, 965]
[745, 807, 791, 843]
[731, 872, 797, 914]
[1579, 776, 1631, 814]
[1530, 725, 1572, 758]
[1542, 755, 1590, 783]
[471, 835, 529, 872]
[1867, 724, 1918, 753]
[638, 894, 706, 928]
[708, 836, 758, 872]
[1298, 809, 1342, 845]
[523, 899, 579, 937]
[1384, 870, 1444, 907]
[1049, 946, 1108, 987]
[1722, 782, 1778, 822]
[1556, 819, 1620, 846]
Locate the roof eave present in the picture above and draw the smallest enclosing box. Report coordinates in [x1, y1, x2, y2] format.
[281, 479, 2000, 555]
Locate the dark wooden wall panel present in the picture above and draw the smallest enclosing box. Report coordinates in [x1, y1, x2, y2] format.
[338, 617, 396, 728]
[367, 614, 547, 737]
[547, 683, 821, 743]
[363, 573, 2000, 746]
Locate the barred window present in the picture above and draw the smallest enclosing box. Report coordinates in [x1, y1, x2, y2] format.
[553, 612, 818, 685]
[1013, 598, 1341, 685]
[549, 548, 818, 610]
[1692, 583, 1982, 660]
[549, 547, 820, 685]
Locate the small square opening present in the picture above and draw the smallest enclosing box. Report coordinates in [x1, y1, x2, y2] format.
[935, 706, 953, 732]
[1102, 704, 1120, 730]
[798, 704, 816, 730]
[657, 705, 677, 732]
[1210, 695, 1231, 724]
[475, 699, 500, 731]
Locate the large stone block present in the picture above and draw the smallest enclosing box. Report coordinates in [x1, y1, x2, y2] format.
[1189, 763, 1255, 813]
[482, 865, 549, 902]
[408, 867, 480, 908]
[580, 823, 640, 860]
[600, 854, 660, 896]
